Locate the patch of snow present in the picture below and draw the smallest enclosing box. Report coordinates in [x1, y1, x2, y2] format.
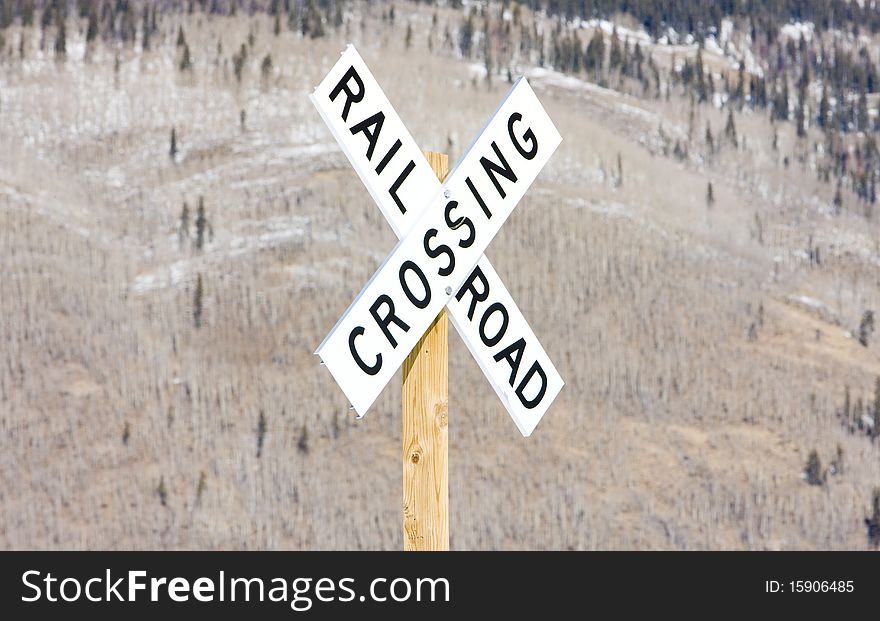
[583, 19, 653, 46]
[787, 295, 824, 311]
[704, 36, 724, 57]
[68, 39, 87, 61]
[570, 197, 631, 218]
[719, 19, 735, 46]
[781, 22, 814, 42]
[107, 166, 126, 189]
[130, 215, 336, 295]
[131, 273, 157, 294]
[784, 294, 840, 325]
[468, 63, 487, 80]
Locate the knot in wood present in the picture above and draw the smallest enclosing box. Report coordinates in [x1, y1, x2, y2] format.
[434, 402, 449, 429]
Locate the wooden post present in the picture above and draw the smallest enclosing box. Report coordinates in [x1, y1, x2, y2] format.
[402, 152, 449, 551]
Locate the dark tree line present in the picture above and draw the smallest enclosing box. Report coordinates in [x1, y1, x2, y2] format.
[445, 2, 880, 215]
[0, 0, 345, 42]
[536, 0, 880, 41]
[4, 2, 880, 215]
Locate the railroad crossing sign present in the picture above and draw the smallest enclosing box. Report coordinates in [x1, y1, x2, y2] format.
[312, 46, 563, 437]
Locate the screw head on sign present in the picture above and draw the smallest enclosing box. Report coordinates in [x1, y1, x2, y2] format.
[445, 286, 452, 295]
[443, 189, 450, 199]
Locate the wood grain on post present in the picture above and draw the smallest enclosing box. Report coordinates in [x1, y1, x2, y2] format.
[402, 151, 449, 551]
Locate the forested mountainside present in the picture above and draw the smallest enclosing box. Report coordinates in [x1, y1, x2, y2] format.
[2, 1, 880, 549]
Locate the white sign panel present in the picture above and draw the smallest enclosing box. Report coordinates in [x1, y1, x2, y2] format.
[310, 45, 438, 239]
[310, 45, 563, 435]
[446, 261, 563, 436]
[315, 73, 561, 423]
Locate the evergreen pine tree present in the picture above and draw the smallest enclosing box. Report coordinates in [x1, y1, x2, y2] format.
[233, 43, 247, 82]
[867, 488, 880, 549]
[54, 8, 66, 57]
[256, 410, 267, 458]
[804, 450, 825, 486]
[0, 0, 10, 30]
[834, 87, 848, 130]
[193, 273, 204, 329]
[694, 46, 706, 102]
[706, 182, 714, 207]
[40, 1, 52, 29]
[86, 5, 98, 43]
[858, 90, 869, 132]
[796, 56, 809, 134]
[195, 196, 207, 250]
[332, 409, 340, 439]
[180, 43, 192, 71]
[169, 127, 178, 159]
[459, 13, 474, 58]
[725, 108, 737, 148]
[633, 41, 644, 81]
[833, 179, 843, 213]
[298, 423, 309, 454]
[304, 0, 324, 38]
[609, 26, 622, 72]
[608, 26, 623, 72]
[120, 3, 136, 44]
[584, 28, 605, 81]
[687, 93, 695, 142]
[775, 79, 790, 121]
[873, 376, 880, 440]
[859, 310, 874, 347]
[22, 0, 34, 27]
[196, 471, 207, 505]
[333, 0, 343, 29]
[818, 83, 829, 129]
[484, 46, 492, 88]
[157, 476, 168, 506]
[830, 444, 844, 475]
[179, 201, 189, 246]
[142, 5, 150, 50]
[734, 62, 745, 108]
[796, 75, 807, 137]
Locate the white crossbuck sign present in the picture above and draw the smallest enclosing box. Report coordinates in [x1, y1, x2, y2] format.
[312, 46, 563, 436]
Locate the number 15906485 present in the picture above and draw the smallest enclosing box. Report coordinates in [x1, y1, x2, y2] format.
[765, 580, 854, 593]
